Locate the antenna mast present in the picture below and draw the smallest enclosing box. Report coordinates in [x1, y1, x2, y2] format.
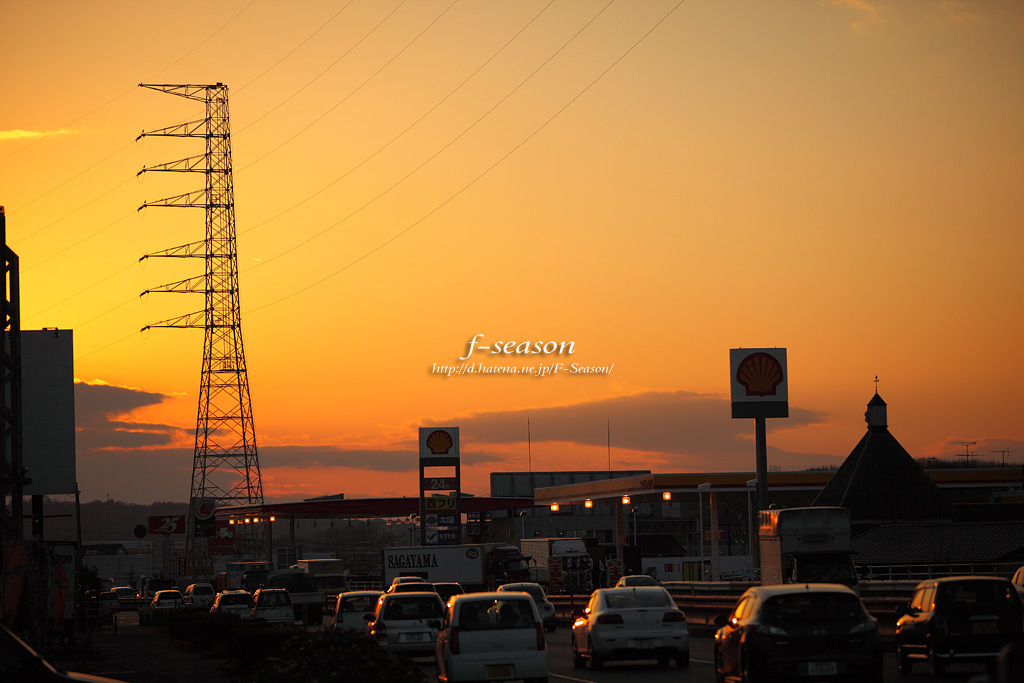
[138, 83, 264, 567]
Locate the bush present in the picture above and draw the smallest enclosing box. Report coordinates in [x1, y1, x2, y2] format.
[250, 630, 423, 683]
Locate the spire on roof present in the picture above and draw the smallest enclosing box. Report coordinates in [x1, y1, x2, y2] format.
[865, 392, 887, 430]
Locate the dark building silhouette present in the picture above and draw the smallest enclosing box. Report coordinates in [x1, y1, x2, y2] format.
[812, 393, 957, 532]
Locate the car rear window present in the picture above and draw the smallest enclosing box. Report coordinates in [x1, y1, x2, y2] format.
[604, 591, 672, 609]
[458, 599, 535, 630]
[221, 594, 252, 607]
[763, 592, 864, 623]
[259, 591, 291, 607]
[384, 596, 443, 620]
[342, 595, 379, 613]
[938, 581, 1021, 614]
[194, 586, 213, 595]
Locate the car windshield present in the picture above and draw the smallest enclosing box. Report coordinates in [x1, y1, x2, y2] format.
[193, 586, 213, 595]
[604, 591, 671, 609]
[383, 596, 442, 620]
[259, 592, 290, 607]
[503, 559, 530, 572]
[762, 592, 864, 623]
[459, 599, 535, 630]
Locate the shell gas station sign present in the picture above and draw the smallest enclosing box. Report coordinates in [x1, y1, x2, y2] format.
[730, 348, 788, 419]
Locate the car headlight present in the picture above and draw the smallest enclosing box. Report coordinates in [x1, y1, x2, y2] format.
[849, 620, 878, 635]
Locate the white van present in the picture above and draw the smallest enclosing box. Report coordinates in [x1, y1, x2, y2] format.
[184, 582, 216, 609]
[436, 592, 547, 682]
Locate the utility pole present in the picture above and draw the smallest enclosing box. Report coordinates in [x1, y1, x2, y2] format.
[1, 206, 27, 544]
[138, 84, 264, 571]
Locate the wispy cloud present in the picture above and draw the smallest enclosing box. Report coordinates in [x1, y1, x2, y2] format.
[825, 0, 882, 31]
[0, 128, 72, 141]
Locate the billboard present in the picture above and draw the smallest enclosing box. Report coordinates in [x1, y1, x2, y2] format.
[730, 347, 788, 419]
[20, 329, 76, 495]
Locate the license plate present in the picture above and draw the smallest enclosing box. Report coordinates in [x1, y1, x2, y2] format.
[486, 664, 513, 678]
[630, 638, 657, 649]
[400, 632, 426, 643]
[973, 621, 998, 635]
[808, 661, 837, 676]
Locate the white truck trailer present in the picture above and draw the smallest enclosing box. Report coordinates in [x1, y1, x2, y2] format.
[758, 506, 858, 592]
[382, 544, 530, 591]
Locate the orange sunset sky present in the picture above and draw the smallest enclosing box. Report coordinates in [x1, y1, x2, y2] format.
[2, 1, 1022, 505]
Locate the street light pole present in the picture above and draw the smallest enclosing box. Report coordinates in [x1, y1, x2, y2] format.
[746, 478, 757, 569]
[697, 482, 711, 579]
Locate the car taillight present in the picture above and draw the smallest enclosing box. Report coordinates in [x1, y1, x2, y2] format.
[372, 622, 387, 640]
[597, 613, 624, 625]
[536, 623, 546, 650]
[663, 610, 685, 623]
[449, 626, 460, 655]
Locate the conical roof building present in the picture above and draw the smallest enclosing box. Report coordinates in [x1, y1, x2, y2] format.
[812, 393, 956, 528]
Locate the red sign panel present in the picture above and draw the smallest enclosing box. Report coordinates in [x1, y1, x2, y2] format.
[206, 520, 238, 555]
[148, 515, 185, 535]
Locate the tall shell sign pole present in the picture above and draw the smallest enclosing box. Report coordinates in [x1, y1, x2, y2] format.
[418, 427, 461, 545]
[730, 348, 789, 527]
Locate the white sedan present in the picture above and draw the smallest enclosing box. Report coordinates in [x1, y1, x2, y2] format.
[571, 586, 689, 670]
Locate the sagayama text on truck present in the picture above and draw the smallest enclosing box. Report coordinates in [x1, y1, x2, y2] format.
[382, 544, 530, 591]
[758, 506, 858, 592]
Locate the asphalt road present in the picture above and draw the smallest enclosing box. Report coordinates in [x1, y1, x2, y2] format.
[414, 627, 994, 683]
[56, 611, 995, 683]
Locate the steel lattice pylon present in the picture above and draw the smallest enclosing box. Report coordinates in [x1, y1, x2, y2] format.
[138, 84, 264, 565]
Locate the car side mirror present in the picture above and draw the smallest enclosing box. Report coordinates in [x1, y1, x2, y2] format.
[712, 613, 729, 628]
[901, 603, 918, 616]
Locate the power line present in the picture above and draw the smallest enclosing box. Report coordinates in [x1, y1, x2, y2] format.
[247, 0, 687, 314]
[0, 0, 257, 164]
[236, 0, 412, 137]
[238, 0, 558, 239]
[244, 0, 613, 275]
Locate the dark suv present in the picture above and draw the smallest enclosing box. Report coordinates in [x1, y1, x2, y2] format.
[895, 576, 1024, 676]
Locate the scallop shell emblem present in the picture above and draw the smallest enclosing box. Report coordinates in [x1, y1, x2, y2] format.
[426, 429, 454, 455]
[736, 352, 784, 396]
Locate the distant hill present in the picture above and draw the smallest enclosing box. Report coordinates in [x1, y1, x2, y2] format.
[38, 498, 189, 543]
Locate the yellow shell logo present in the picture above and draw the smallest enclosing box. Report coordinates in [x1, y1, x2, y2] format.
[426, 429, 454, 455]
[736, 352, 783, 396]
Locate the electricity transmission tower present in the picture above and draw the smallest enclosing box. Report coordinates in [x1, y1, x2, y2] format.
[138, 83, 264, 566]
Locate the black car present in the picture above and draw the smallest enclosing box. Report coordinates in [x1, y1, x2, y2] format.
[714, 583, 882, 683]
[895, 575, 1024, 677]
